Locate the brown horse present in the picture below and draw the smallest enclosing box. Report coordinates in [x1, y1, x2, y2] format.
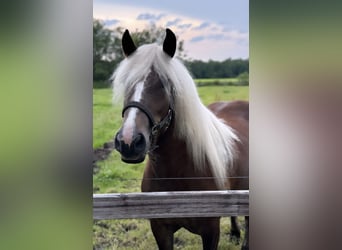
[113, 29, 249, 250]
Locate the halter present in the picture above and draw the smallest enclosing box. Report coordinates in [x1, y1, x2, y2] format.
[122, 101, 173, 151]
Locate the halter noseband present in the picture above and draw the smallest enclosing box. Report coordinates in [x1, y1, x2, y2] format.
[122, 101, 173, 151]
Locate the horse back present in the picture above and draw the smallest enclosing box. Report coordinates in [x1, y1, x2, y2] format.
[208, 101, 249, 122]
[208, 101, 249, 190]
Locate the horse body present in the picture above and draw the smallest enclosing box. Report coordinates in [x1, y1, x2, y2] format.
[113, 29, 249, 250]
[141, 101, 248, 250]
[142, 100, 249, 192]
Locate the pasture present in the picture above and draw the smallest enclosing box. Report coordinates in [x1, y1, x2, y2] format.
[93, 84, 248, 249]
[195, 78, 239, 86]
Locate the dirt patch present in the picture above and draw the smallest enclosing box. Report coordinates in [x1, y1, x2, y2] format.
[93, 141, 115, 175]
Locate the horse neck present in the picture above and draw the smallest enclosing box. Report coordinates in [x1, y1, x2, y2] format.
[148, 120, 186, 172]
[148, 119, 210, 178]
[145, 119, 218, 191]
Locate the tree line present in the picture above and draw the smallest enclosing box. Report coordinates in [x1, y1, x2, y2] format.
[185, 59, 248, 79]
[93, 19, 248, 85]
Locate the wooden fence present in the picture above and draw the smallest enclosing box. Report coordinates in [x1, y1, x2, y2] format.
[93, 190, 249, 220]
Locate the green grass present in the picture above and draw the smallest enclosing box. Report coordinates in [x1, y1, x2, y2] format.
[195, 78, 239, 86]
[198, 85, 248, 105]
[93, 84, 249, 249]
[93, 217, 245, 250]
[93, 152, 144, 193]
[93, 88, 121, 149]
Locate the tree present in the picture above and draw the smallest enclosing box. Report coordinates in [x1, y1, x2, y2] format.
[93, 20, 186, 84]
[93, 19, 116, 81]
[93, 19, 111, 62]
[185, 58, 249, 79]
[93, 19, 249, 83]
[126, 24, 186, 61]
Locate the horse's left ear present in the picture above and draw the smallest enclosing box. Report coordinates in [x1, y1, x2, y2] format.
[163, 28, 176, 58]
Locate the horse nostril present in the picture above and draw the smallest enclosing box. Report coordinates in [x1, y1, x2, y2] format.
[114, 133, 122, 152]
[133, 133, 146, 152]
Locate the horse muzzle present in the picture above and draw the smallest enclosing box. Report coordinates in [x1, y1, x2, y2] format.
[114, 131, 147, 164]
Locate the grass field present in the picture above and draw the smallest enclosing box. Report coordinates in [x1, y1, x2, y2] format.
[194, 78, 239, 86]
[93, 84, 249, 249]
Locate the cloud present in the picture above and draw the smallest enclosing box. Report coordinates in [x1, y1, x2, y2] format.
[189, 27, 249, 44]
[166, 18, 181, 27]
[93, 1, 248, 60]
[190, 34, 224, 43]
[193, 21, 211, 30]
[190, 36, 205, 43]
[237, 38, 249, 47]
[177, 23, 192, 29]
[207, 34, 225, 40]
[103, 19, 119, 26]
[190, 32, 246, 43]
[165, 18, 192, 30]
[136, 13, 165, 21]
[226, 30, 249, 41]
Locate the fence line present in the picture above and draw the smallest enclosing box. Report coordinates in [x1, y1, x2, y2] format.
[93, 190, 249, 220]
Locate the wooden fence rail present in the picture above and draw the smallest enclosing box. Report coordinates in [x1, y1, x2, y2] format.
[93, 190, 249, 220]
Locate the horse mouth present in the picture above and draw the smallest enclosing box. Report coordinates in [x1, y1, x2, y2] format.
[121, 154, 146, 164]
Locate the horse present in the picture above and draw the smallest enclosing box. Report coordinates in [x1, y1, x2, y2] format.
[112, 28, 249, 250]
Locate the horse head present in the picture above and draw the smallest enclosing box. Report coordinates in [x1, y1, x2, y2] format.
[114, 29, 176, 163]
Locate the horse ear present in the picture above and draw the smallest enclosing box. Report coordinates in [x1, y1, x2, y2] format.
[122, 29, 137, 57]
[163, 28, 177, 58]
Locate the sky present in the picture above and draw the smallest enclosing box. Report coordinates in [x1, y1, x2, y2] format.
[93, 0, 249, 61]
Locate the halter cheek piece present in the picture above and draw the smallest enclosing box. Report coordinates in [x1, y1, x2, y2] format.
[122, 101, 173, 151]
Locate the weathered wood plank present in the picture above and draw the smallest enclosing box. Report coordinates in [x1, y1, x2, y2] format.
[93, 190, 249, 220]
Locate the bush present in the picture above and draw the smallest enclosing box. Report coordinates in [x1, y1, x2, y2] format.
[94, 60, 117, 82]
[236, 72, 249, 86]
[93, 81, 111, 88]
